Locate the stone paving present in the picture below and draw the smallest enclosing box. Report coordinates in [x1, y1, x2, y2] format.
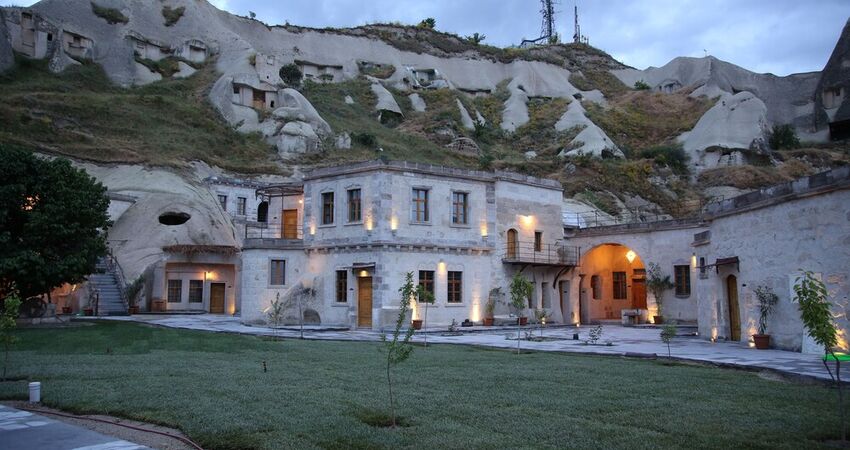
[91, 314, 836, 382]
[0, 404, 149, 450]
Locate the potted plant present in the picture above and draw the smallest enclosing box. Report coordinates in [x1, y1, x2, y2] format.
[753, 285, 778, 350]
[83, 305, 94, 316]
[412, 318, 423, 330]
[646, 262, 673, 324]
[416, 286, 434, 347]
[61, 304, 72, 314]
[483, 297, 496, 326]
[126, 276, 144, 315]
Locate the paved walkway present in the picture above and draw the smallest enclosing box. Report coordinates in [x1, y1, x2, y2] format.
[0, 404, 149, 450]
[93, 315, 835, 382]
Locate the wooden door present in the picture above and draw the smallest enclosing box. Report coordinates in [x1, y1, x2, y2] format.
[357, 277, 373, 327]
[209, 283, 226, 314]
[282, 209, 298, 239]
[632, 279, 647, 309]
[559, 280, 570, 324]
[727, 275, 741, 341]
[507, 229, 518, 259]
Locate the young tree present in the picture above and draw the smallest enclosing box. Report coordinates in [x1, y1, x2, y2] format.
[279, 63, 303, 87]
[284, 286, 315, 339]
[466, 32, 486, 45]
[417, 285, 434, 348]
[265, 292, 285, 340]
[660, 323, 677, 358]
[381, 272, 417, 427]
[646, 262, 674, 322]
[0, 146, 111, 300]
[1, 292, 21, 381]
[795, 271, 845, 442]
[509, 273, 533, 354]
[417, 18, 436, 29]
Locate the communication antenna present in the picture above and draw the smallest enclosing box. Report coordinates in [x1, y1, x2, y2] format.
[573, 3, 580, 43]
[540, 0, 558, 42]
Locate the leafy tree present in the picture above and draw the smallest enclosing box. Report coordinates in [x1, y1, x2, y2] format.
[0, 146, 111, 300]
[794, 271, 844, 442]
[634, 80, 651, 90]
[769, 124, 801, 150]
[1, 292, 21, 381]
[417, 284, 434, 348]
[754, 285, 778, 335]
[381, 272, 417, 427]
[638, 144, 689, 174]
[547, 33, 560, 44]
[279, 63, 303, 87]
[466, 32, 486, 45]
[509, 273, 533, 354]
[265, 292, 285, 340]
[417, 18, 436, 29]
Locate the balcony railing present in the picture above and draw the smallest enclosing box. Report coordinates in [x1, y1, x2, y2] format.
[502, 242, 579, 266]
[244, 221, 303, 240]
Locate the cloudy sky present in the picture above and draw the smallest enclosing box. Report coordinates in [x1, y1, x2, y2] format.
[11, 0, 850, 75]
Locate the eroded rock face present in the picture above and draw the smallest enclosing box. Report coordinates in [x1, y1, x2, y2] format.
[556, 101, 623, 158]
[335, 132, 351, 150]
[0, 16, 12, 74]
[276, 121, 320, 155]
[273, 88, 332, 135]
[408, 93, 426, 112]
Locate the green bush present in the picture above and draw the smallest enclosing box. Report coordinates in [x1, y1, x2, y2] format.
[351, 132, 378, 148]
[769, 124, 800, 150]
[638, 144, 689, 174]
[91, 2, 128, 25]
[162, 6, 185, 27]
[279, 64, 303, 87]
[417, 18, 436, 29]
[634, 80, 651, 90]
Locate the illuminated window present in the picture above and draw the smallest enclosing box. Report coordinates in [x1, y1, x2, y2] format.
[335, 270, 347, 303]
[167, 280, 182, 303]
[411, 188, 429, 222]
[188, 280, 203, 303]
[613, 272, 627, 300]
[270, 260, 286, 286]
[674, 265, 691, 296]
[447, 271, 462, 303]
[321, 192, 334, 225]
[347, 189, 361, 223]
[451, 192, 468, 225]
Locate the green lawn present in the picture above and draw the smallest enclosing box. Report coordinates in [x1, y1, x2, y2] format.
[0, 322, 839, 449]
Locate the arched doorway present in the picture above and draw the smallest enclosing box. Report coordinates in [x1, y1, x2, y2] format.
[506, 229, 518, 259]
[578, 244, 646, 322]
[257, 201, 268, 223]
[726, 275, 741, 341]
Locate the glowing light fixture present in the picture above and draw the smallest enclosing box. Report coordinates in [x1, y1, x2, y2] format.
[691, 252, 697, 269]
[625, 250, 636, 263]
[390, 216, 398, 231]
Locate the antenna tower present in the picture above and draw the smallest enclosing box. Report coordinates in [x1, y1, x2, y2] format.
[540, 0, 558, 41]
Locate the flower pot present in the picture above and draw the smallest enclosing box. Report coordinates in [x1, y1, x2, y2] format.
[753, 334, 770, 350]
[152, 300, 166, 312]
[653, 315, 664, 324]
[61, 306, 72, 314]
[129, 305, 140, 315]
[483, 317, 494, 327]
[412, 319, 423, 330]
[518, 317, 528, 326]
[83, 308, 94, 316]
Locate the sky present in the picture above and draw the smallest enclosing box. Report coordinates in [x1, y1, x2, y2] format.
[10, 0, 850, 75]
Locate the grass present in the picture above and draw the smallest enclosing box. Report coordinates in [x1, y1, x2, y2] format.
[0, 322, 841, 449]
[91, 2, 129, 25]
[0, 56, 282, 174]
[162, 6, 185, 27]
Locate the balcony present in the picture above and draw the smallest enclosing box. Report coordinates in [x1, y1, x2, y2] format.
[502, 241, 580, 267]
[243, 222, 304, 249]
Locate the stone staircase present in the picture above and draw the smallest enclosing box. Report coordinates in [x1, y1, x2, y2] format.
[88, 258, 128, 316]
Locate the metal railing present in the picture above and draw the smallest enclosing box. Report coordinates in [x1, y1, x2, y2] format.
[565, 196, 726, 229]
[502, 242, 580, 266]
[104, 252, 129, 313]
[244, 221, 303, 240]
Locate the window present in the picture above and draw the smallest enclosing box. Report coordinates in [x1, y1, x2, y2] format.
[534, 231, 543, 252]
[257, 201, 268, 223]
[335, 270, 347, 303]
[418, 270, 434, 298]
[451, 192, 468, 225]
[321, 192, 334, 225]
[591, 275, 601, 299]
[218, 194, 227, 210]
[167, 280, 182, 303]
[411, 188, 429, 222]
[188, 280, 203, 303]
[347, 189, 361, 222]
[613, 272, 627, 300]
[270, 260, 286, 286]
[674, 265, 691, 296]
[237, 197, 247, 215]
[447, 271, 462, 303]
[232, 85, 240, 95]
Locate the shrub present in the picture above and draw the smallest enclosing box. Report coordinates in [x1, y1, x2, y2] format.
[769, 124, 800, 150]
[351, 132, 378, 148]
[638, 144, 689, 174]
[634, 80, 651, 90]
[162, 6, 185, 27]
[91, 2, 128, 24]
[466, 32, 486, 45]
[417, 18, 436, 29]
[279, 63, 302, 86]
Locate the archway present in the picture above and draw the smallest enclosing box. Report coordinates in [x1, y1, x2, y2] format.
[257, 201, 268, 223]
[579, 243, 646, 323]
[726, 275, 741, 341]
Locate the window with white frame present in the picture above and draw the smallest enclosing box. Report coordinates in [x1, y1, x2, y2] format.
[167, 280, 182, 303]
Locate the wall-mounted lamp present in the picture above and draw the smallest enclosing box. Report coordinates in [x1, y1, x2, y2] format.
[691, 252, 697, 269]
[625, 250, 636, 263]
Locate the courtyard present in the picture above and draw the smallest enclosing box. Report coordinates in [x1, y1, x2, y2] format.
[0, 321, 841, 449]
